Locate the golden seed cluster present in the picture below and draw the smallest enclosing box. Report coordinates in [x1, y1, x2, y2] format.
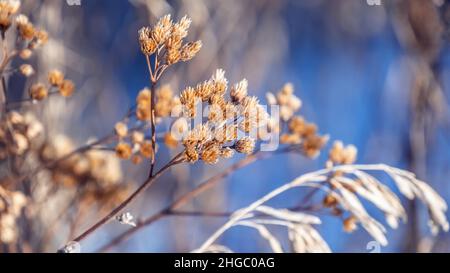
[326, 141, 357, 167]
[28, 70, 75, 101]
[40, 135, 126, 200]
[0, 0, 20, 31]
[0, 111, 43, 159]
[135, 85, 180, 122]
[138, 14, 202, 65]
[267, 84, 328, 159]
[178, 69, 268, 164]
[113, 121, 155, 164]
[266, 83, 302, 122]
[0, 185, 26, 244]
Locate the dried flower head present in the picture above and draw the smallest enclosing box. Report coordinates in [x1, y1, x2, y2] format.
[343, 216, 358, 233]
[19, 48, 32, 59]
[47, 70, 63, 86]
[29, 83, 48, 101]
[16, 15, 34, 40]
[180, 41, 202, 62]
[115, 142, 132, 160]
[327, 141, 358, 167]
[58, 79, 75, 97]
[155, 85, 177, 118]
[19, 64, 34, 77]
[178, 69, 269, 164]
[131, 131, 144, 144]
[235, 137, 255, 155]
[267, 83, 302, 122]
[0, 0, 20, 30]
[114, 122, 128, 138]
[140, 141, 154, 158]
[302, 134, 329, 158]
[138, 14, 201, 66]
[201, 143, 220, 164]
[230, 79, 248, 103]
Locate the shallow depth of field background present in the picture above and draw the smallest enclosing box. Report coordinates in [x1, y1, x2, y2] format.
[21, 0, 450, 252]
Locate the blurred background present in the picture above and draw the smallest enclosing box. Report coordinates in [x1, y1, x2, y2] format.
[11, 0, 450, 252]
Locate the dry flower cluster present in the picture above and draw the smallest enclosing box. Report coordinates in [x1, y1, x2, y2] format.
[0, 6, 447, 253]
[0, 1, 131, 250]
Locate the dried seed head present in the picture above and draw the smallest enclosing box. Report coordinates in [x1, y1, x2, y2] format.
[194, 81, 214, 102]
[183, 124, 211, 147]
[184, 147, 199, 163]
[19, 64, 34, 77]
[114, 122, 128, 138]
[155, 85, 174, 117]
[29, 83, 48, 101]
[235, 137, 255, 155]
[180, 87, 198, 118]
[19, 48, 32, 59]
[136, 103, 151, 121]
[140, 141, 153, 158]
[208, 103, 225, 123]
[342, 145, 357, 164]
[280, 133, 301, 144]
[230, 79, 248, 103]
[7, 111, 24, 124]
[34, 29, 49, 46]
[48, 70, 64, 86]
[172, 15, 191, 39]
[131, 154, 143, 165]
[152, 14, 172, 45]
[328, 141, 358, 165]
[302, 134, 329, 158]
[138, 27, 157, 55]
[288, 116, 305, 134]
[211, 69, 228, 95]
[323, 194, 339, 208]
[131, 131, 144, 144]
[137, 88, 151, 106]
[212, 124, 234, 143]
[220, 147, 234, 159]
[180, 40, 202, 62]
[14, 14, 28, 25]
[0, 0, 20, 18]
[201, 143, 220, 164]
[58, 79, 75, 97]
[115, 142, 132, 159]
[241, 96, 259, 115]
[12, 133, 28, 155]
[17, 21, 35, 40]
[343, 216, 358, 233]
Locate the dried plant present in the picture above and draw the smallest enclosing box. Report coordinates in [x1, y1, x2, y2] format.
[194, 162, 448, 253]
[0, 2, 448, 253]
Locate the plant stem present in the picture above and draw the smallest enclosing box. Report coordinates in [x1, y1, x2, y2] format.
[145, 54, 157, 177]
